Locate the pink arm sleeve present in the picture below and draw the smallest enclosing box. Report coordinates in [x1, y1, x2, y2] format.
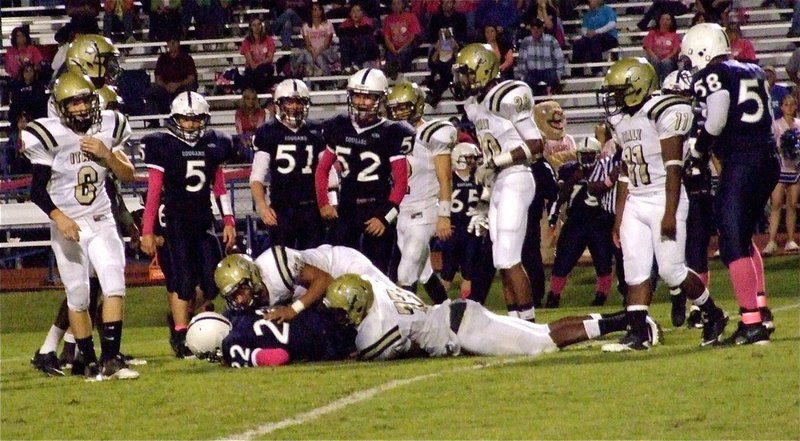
[253, 348, 291, 367]
[142, 169, 164, 235]
[315, 149, 337, 207]
[212, 167, 235, 227]
[388, 157, 408, 206]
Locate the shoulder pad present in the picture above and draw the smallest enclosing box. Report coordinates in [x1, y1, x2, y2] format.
[24, 119, 59, 151]
[647, 95, 692, 124]
[487, 80, 531, 114]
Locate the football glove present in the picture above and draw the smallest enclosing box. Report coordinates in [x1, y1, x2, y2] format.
[475, 162, 496, 187]
[682, 155, 712, 197]
[466, 202, 489, 237]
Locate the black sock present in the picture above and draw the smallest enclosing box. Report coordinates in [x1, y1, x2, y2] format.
[76, 336, 97, 364]
[100, 321, 122, 362]
[598, 311, 628, 335]
[423, 277, 448, 304]
[698, 297, 722, 319]
[626, 309, 649, 338]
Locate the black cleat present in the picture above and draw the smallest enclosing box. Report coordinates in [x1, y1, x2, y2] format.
[101, 355, 140, 380]
[700, 310, 729, 346]
[601, 331, 652, 352]
[590, 292, 607, 306]
[58, 342, 76, 370]
[760, 307, 775, 335]
[31, 351, 65, 377]
[81, 361, 103, 382]
[170, 332, 194, 359]
[722, 321, 771, 346]
[686, 306, 704, 329]
[544, 291, 561, 308]
[670, 291, 687, 327]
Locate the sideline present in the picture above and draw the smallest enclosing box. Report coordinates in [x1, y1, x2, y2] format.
[219, 302, 800, 440]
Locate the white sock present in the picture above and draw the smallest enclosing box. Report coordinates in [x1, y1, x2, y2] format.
[583, 319, 601, 339]
[669, 287, 682, 296]
[507, 310, 520, 318]
[692, 289, 710, 306]
[63, 332, 75, 344]
[40, 325, 66, 354]
[518, 307, 535, 321]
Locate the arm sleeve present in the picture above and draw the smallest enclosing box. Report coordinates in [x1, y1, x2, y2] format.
[30, 164, 58, 216]
[703, 90, 730, 137]
[142, 169, 164, 235]
[213, 166, 235, 225]
[249, 151, 271, 185]
[388, 157, 408, 207]
[315, 148, 337, 207]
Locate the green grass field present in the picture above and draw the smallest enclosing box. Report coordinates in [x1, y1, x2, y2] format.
[1, 256, 798, 440]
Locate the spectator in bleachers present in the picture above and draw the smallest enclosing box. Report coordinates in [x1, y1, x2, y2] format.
[240, 16, 276, 94]
[642, 12, 681, 83]
[515, 17, 565, 96]
[764, 94, 800, 254]
[145, 37, 198, 127]
[637, 0, 693, 31]
[411, 0, 442, 33]
[788, 0, 800, 38]
[383, 0, 423, 80]
[726, 24, 756, 63]
[8, 62, 48, 123]
[527, 0, 566, 48]
[103, 0, 137, 43]
[475, 0, 520, 38]
[234, 88, 266, 163]
[484, 24, 515, 80]
[454, 0, 480, 41]
[691, 11, 709, 25]
[786, 46, 800, 91]
[765, 65, 790, 119]
[148, 0, 184, 43]
[695, 0, 729, 24]
[183, 0, 226, 41]
[66, 0, 101, 33]
[272, 0, 310, 48]
[570, 0, 617, 77]
[4, 27, 44, 79]
[2, 112, 32, 178]
[426, 0, 467, 106]
[299, 2, 340, 76]
[339, 3, 381, 73]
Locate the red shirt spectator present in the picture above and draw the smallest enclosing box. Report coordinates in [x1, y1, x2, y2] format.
[727, 24, 757, 63]
[383, 6, 422, 50]
[4, 28, 44, 79]
[643, 29, 680, 60]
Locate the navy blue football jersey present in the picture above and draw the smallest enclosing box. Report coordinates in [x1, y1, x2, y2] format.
[142, 130, 234, 223]
[252, 119, 326, 207]
[322, 114, 414, 205]
[450, 171, 480, 228]
[691, 61, 775, 157]
[221, 309, 355, 367]
[557, 161, 602, 217]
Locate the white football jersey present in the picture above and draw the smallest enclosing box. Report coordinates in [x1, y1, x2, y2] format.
[402, 119, 456, 209]
[464, 80, 540, 177]
[608, 95, 693, 196]
[254, 245, 394, 306]
[21, 110, 131, 219]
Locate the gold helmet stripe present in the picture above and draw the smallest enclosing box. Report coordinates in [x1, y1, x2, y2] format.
[358, 325, 402, 360]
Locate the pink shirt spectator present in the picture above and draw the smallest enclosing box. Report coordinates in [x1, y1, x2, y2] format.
[731, 38, 756, 62]
[383, 12, 422, 49]
[240, 36, 275, 66]
[772, 117, 800, 174]
[236, 108, 267, 136]
[643, 30, 680, 60]
[4, 45, 44, 78]
[302, 21, 335, 51]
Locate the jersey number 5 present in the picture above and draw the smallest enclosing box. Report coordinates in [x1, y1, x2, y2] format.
[185, 160, 206, 192]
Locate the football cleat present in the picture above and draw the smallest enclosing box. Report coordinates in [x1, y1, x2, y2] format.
[31, 351, 65, 377]
[58, 342, 76, 370]
[544, 291, 561, 309]
[101, 355, 140, 380]
[601, 331, 652, 352]
[722, 321, 771, 346]
[81, 361, 104, 382]
[700, 310, 729, 346]
[646, 315, 663, 346]
[119, 352, 148, 366]
[170, 332, 194, 359]
[670, 291, 687, 327]
[590, 292, 607, 307]
[760, 307, 775, 335]
[686, 306, 704, 329]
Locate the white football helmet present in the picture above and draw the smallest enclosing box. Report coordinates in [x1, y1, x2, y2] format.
[451, 142, 481, 171]
[680, 23, 730, 74]
[576, 137, 601, 168]
[661, 69, 693, 95]
[168, 91, 211, 143]
[274, 79, 310, 127]
[347, 68, 388, 126]
[185, 312, 232, 361]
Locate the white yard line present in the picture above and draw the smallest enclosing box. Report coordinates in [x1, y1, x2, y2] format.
[219, 301, 800, 440]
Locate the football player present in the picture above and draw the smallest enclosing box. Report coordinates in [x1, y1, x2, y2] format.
[386, 81, 456, 303]
[544, 137, 618, 308]
[214, 245, 395, 322]
[22, 71, 138, 380]
[250, 79, 328, 249]
[440, 142, 486, 300]
[452, 43, 543, 321]
[314, 68, 413, 274]
[323, 273, 661, 361]
[681, 23, 780, 344]
[599, 57, 729, 351]
[140, 92, 237, 357]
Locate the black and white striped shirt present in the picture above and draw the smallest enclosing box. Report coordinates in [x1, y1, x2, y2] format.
[587, 156, 618, 215]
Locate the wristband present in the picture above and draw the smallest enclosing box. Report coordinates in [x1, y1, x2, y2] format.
[382, 202, 399, 225]
[437, 200, 451, 217]
[491, 151, 514, 168]
[291, 300, 305, 314]
[223, 215, 235, 227]
[618, 176, 630, 183]
[664, 160, 683, 168]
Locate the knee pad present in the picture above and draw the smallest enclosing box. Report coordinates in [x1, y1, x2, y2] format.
[660, 264, 688, 289]
[66, 282, 91, 312]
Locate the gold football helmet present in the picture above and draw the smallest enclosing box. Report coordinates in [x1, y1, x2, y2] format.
[66, 34, 121, 86]
[451, 43, 499, 100]
[97, 85, 123, 110]
[533, 101, 566, 141]
[387, 81, 426, 123]
[53, 71, 102, 133]
[214, 254, 266, 310]
[323, 273, 374, 327]
[597, 57, 658, 116]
